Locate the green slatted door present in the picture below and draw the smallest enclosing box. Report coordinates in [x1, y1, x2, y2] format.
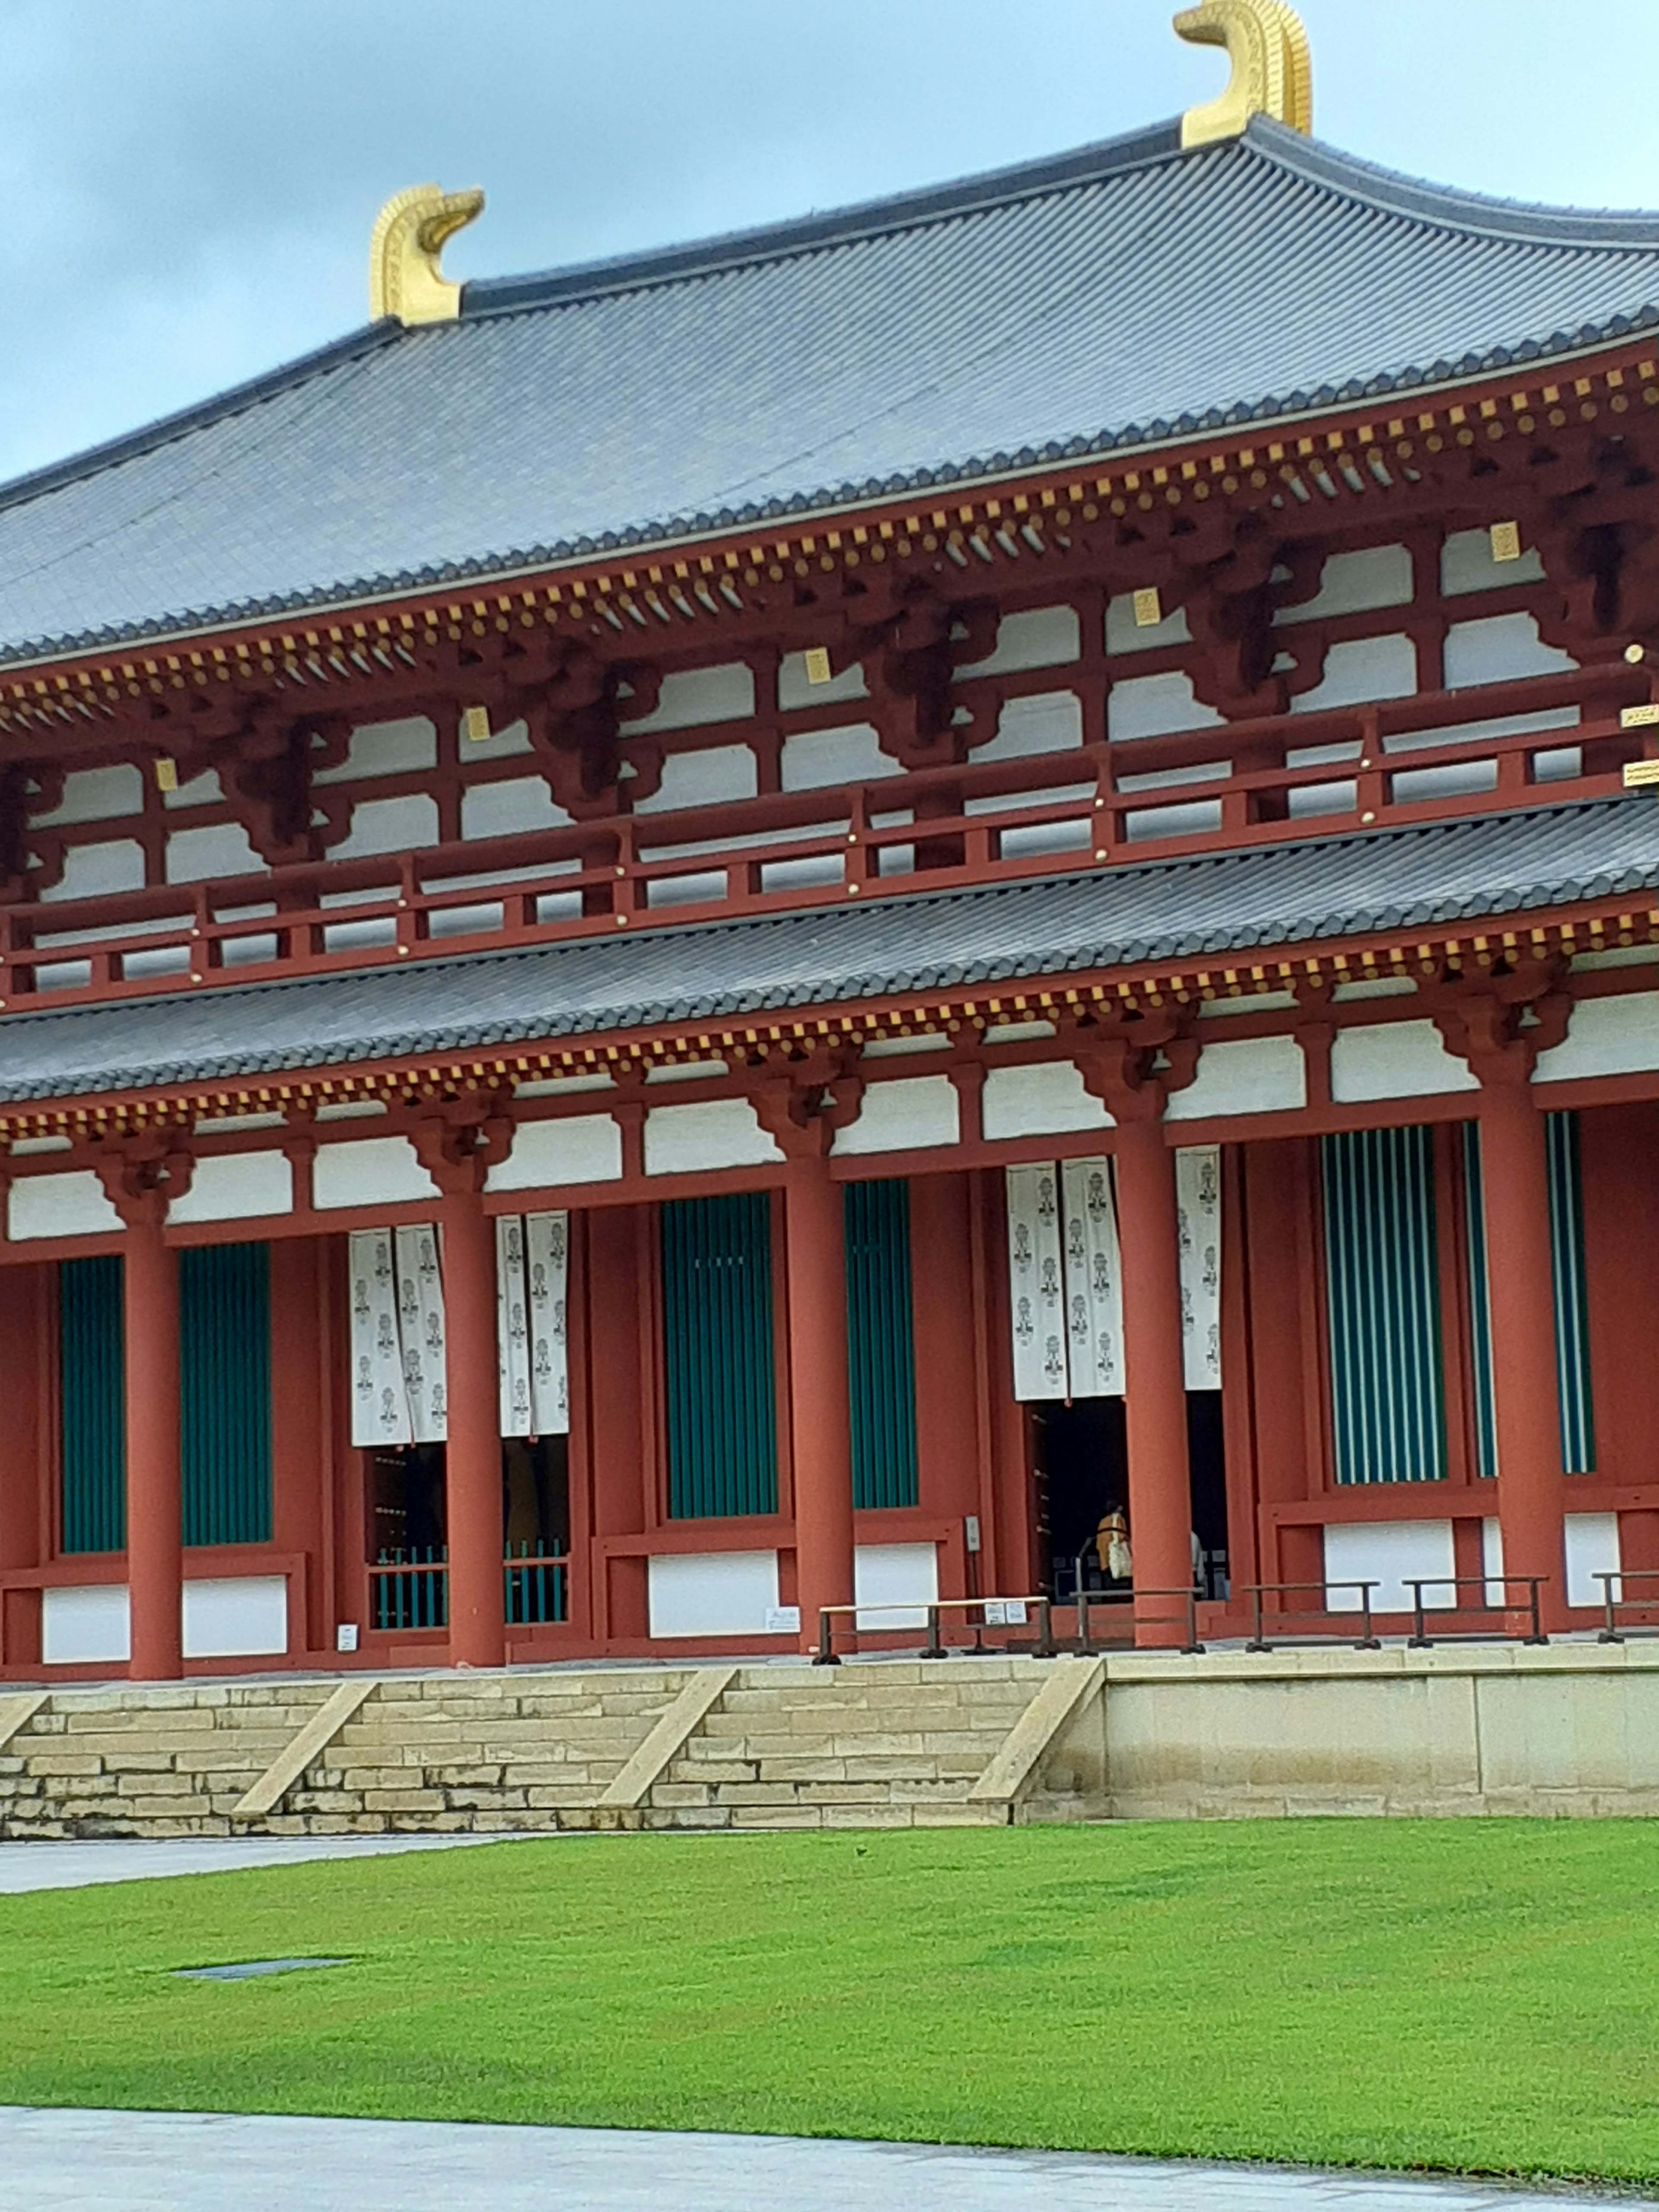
[1463, 1114, 1595, 1477]
[845, 1180, 919, 1511]
[1322, 1127, 1448, 1486]
[181, 1243, 273, 1546]
[662, 1194, 778, 1519]
[60, 1256, 124, 1553]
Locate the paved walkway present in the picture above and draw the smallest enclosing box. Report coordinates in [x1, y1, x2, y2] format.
[0, 1833, 521, 1894]
[0, 2110, 1648, 2211]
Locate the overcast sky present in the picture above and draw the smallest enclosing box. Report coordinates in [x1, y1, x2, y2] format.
[3, 0, 1658, 488]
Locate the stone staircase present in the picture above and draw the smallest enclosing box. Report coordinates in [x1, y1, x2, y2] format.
[0, 1659, 1077, 1839]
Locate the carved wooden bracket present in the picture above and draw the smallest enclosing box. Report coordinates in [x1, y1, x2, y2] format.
[410, 1094, 515, 1196]
[1429, 963, 1573, 1088]
[750, 1049, 865, 1160]
[1071, 1012, 1200, 1122]
[92, 1132, 196, 1230]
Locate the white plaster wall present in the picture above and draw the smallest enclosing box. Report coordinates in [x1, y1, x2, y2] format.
[1106, 595, 1193, 655]
[39, 839, 146, 903]
[1275, 545, 1414, 626]
[971, 691, 1083, 763]
[854, 1542, 940, 1632]
[333, 793, 440, 858]
[165, 822, 265, 884]
[9, 1171, 124, 1241]
[833, 1076, 960, 1156]
[633, 744, 759, 814]
[1325, 1520, 1456, 1614]
[1445, 612, 1576, 688]
[312, 1136, 441, 1210]
[645, 1100, 784, 1176]
[1483, 1513, 1623, 1610]
[778, 652, 869, 709]
[1534, 993, 1659, 1083]
[981, 1061, 1112, 1139]
[460, 775, 572, 839]
[1166, 1034, 1306, 1121]
[313, 717, 436, 783]
[30, 764, 144, 827]
[621, 663, 755, 733]
[486, 1113, 623, 1191]
[183, 1576, 289, 1659]
[1107, 671, 1223, 740]
[955, 604, 1080, 678]
[648, 1550, 780, 1638]
[168, 1150, 293, 1225]
[1330, 1020, 1478, 1103]
[42, 1585, 130, 1665]
[781, 722, 898, 791]
[1442, 527, 1547, 596]
[1291, 633, 1417, 712]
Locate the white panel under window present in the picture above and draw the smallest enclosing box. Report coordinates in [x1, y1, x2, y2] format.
[955, 605, 1081, 679]
[1062, 1157, 1123, 1398]
[780, 722, 899, 792]
[348, 1228, 413, 1447]
[394, 1223, 447, 1445]
[524, 1211, 570, 1435]
[648, 1550, 780, 1637]
[1331, 1021, 1478, 1103]
[41, 1584, 130, 1665]
[313, 716, 437, 783]
[1565, 1512, 1621, 1611]
[832, 1076, 959, 1157]
[460, 775, 572, 839]
[1445, 612, 1576, 689]
[621, 663, 755, 733]
[1291, 633, 1417, 713]
[1166, 1035, 1305, 1121]
[486, 1114, 623, 1191]
[1006, 1164, 1067, 1401]
[645, 1100, 784, 1175]
[632, 744, 759, 814]
[982, 1061, 1112, 1140]
[315, 1136, 441, 1210]
[8, 1171, 123, 1240]
[1275, 545, 1414, 626]
[971, 690, 1084, 764]
[1108, 671, 1224, 741]
[167, 1150, 292, 1225]
[1534, 993, 1659, 1083]
[182, 1576, 288, 1659]
[495, 1215, 534, 1438]
[1325, 1519, 1456, 1614]
[165, 822, 266, 885]
[1442, 527, 1547, 596]
[1176, 1147, 1223, 1390]
[854, 1542, 940, 1631]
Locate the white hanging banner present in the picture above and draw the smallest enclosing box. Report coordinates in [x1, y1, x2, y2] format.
[1062, 1156, 1125, 1399]
[495, 1214, 534, 1438]
[525, 1211, 570, 1436]
[394, 1224, 448, 1443]
[1006, 1164, 1068, 1402]
[1176, 1146, 1224, 1390]
[348, 1229, 413, 1448]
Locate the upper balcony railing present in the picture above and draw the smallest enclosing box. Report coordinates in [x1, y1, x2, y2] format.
[0, 662, 1647, 1014]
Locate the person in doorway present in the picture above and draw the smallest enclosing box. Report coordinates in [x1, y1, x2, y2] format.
[1097, 1507, 1131, 1584]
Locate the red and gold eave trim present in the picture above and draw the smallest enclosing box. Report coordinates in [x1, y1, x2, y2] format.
[0, 901, 1649, 1144]
[4, 343, 1659, 732]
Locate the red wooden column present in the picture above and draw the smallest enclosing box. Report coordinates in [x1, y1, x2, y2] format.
[755, 1055, 863, 1656]
[1080, 1025, 1197, 1649]
[414, 1102, 515, 1671]
[785, 1158, 856, 1650]
[95, 1141, 194, 1682]
[1437, 980, 1573, 1634]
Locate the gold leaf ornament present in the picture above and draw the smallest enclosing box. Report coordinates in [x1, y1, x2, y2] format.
[1175, 0, 1313, 149]
[369, 184, 486, 326]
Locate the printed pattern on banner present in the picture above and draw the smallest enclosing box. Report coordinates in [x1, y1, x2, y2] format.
[524, 1211, 571, 1435]
[495, 1215, 534, 1437]
[1062, 1157, 1124, 1398]
[348, 1230, 412, 1447]
[394, 1224, 448, 1443]
[1006, 1165, 1068, 1401]
[1176, 1146, 1223, 1390]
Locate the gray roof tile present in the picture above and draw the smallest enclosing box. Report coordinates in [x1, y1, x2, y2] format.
[0, 797, 1649, 1104]
[5, 121, 1659, 664]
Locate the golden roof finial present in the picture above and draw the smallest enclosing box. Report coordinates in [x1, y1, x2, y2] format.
[1174, 0, 1313, 149]
[369, 184, 486, 327]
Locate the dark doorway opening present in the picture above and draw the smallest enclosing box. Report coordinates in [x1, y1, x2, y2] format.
[1036, 1393, 1229, 1602]
[366, 1437, 572, 1629]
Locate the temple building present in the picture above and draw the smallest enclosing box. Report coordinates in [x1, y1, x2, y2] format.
[4, 0, 1659, 1684]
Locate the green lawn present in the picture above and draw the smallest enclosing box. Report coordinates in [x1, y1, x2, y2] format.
[1, 1822, 1656, 2181]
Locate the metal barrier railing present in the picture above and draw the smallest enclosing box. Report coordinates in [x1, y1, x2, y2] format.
[1075, 1586, 1204, 1655]
[1595, 1568, 1659, 1643]
[1405, 1575, 1548, 1648]
[1243, 1580, 1381, 1652]
[815, 1596, 1055, 1666]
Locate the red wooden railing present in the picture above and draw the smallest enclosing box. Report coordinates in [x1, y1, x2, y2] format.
[1, 663, 1648, 1012]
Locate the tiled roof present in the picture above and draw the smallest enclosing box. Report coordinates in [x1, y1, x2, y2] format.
[0, 797, 1651, 1103]
[4, 119, 1659, 666]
